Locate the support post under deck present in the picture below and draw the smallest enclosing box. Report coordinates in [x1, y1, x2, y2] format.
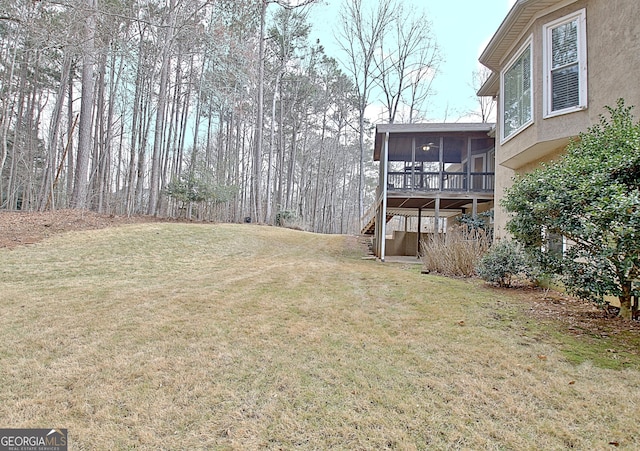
[434, 197, 440, 238]
[417, 207, 422, 257]
[380, 132, 389, 262]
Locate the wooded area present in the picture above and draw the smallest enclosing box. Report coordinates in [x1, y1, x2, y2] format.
[0, 0, 439, 233]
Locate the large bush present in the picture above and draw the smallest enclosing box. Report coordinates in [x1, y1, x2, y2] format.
[503, 100, 640, 319]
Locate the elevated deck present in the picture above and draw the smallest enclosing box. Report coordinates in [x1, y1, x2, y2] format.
[362, 123, 496, 259]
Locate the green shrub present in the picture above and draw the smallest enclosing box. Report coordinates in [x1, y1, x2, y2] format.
[476, 240, 526, 287]
[275, 210, 297, 227]
[502, 100, 640, 318]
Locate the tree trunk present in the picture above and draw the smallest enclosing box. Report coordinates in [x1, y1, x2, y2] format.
[0, 31, 19, 208]
[148, 0, 176, 215]
[618, 281, 634, 320]
[39, 54, 71, 210]
[125, 35, 146, 215]
[91, 52, 106, 212]
[71, 0, 97, 210]
[312, 110, 327, 230]
[66, 63, 75, 205]
[252, 0, 269, 222]
[265, 70, 283, 224]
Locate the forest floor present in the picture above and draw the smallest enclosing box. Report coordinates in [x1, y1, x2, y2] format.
[2, 208, 637, 337]
[0, 209, 174, 249]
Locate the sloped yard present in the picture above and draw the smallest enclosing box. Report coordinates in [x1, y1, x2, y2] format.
[1, 214, 639, 449]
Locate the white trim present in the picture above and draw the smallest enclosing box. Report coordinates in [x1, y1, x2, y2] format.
[543, 8, 588, 118]
[500, 36, 534, 143]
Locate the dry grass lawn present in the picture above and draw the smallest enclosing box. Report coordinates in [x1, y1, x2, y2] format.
[1, 223, 639, 450]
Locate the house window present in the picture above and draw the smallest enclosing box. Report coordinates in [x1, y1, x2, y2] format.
[546, 232, 565, 257]
[501, 39, 532, 141]
[542, 228, 566, 257]
[544, 9, 587, 117]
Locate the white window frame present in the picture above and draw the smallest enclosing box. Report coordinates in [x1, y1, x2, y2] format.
[500, 37, 533, 143]
[542, 227, 567, 256]
[543, 9, 587, 118]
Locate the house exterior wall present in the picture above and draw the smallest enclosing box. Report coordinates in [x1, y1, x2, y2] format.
[385, 231, 419, 256]
[488, 0, 640, 238]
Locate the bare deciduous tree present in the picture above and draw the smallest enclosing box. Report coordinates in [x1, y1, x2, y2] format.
[469, 66, 496, 123]
[336, 0, 397, 222]
[71, 0, 98, 209]
[373, 5, 441, 124]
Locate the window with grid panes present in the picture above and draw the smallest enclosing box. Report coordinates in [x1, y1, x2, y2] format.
[501, 41, 532, 140]
[544, 10, 587, 115]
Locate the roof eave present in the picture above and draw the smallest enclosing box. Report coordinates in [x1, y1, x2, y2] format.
[373, 123, 496, 161]
[479, 0, 577, 70]
[375, 123, 494, 134]
[477, 71, 500, 97]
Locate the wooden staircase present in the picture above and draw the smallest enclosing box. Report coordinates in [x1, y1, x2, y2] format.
[360, 211, 394, 235]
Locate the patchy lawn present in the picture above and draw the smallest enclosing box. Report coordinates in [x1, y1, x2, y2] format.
[1, 212, 639, 449]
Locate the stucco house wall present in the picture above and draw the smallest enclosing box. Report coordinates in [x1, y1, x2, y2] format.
[480, 0, 640, 238]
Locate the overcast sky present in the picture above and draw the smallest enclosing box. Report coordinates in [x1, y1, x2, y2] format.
[307, 0, 517, 123]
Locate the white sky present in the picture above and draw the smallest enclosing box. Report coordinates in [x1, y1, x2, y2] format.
[307, 0, 518, 123]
